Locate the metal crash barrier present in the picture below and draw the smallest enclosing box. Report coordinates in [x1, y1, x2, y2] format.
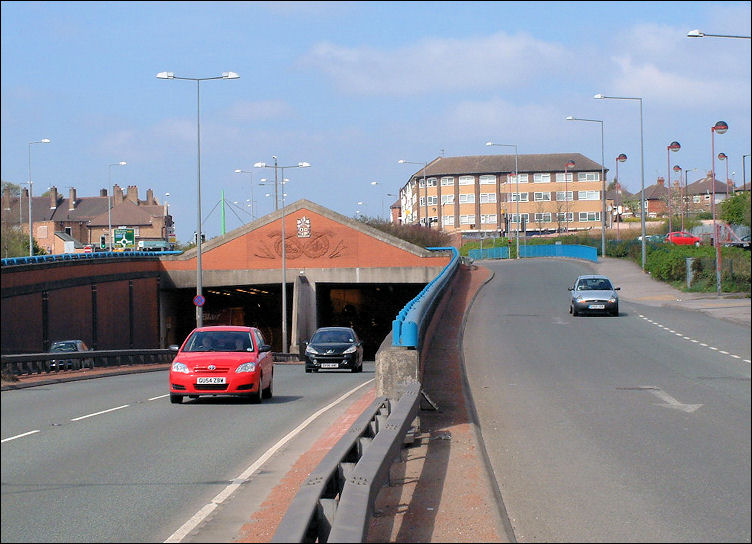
[272, 382, 421, 543]
[1, 349, 173, 377]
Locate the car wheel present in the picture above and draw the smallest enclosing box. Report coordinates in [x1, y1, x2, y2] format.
[262, 372, 273, 399]
[612, 304, 619, 317]
[249, 378, 263, 404]
[305, 367, 312, 373]
[170, 394, 183, 404]
[572, 307, 579, 316]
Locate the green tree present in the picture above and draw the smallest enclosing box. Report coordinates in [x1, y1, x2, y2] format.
[719, 192, 751, 227]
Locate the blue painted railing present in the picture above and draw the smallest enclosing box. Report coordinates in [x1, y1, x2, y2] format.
[392, 246, 459, 349]
[1, 250, 183, 267]
[468, 246, 509, 260]
[521, 243, 597, 261]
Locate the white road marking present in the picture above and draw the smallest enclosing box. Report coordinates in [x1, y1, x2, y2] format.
[70, 404, 129, 421]
[149, 394, 170, 401]
[163, 378, 375, 543]
[646, 387, 703, 413]
[1, 429, 41, 443]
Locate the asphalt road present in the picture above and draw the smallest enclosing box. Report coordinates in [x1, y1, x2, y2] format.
[1, 364, 375, 543]
[463, 259, 751, 542]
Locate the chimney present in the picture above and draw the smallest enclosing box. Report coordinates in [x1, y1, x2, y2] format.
[657, 177, 665, 187]
[113, 184, 124, 204]
[100, 188, 108, 197]
[146, 188, 154, 204]
[50, 186, 59, 209]
[2, 185, 10, 211]
[69, 187, 77, 211]
[126, 185, 138, 203]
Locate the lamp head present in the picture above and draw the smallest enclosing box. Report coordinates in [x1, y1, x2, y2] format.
[718, 152, 727, 161]
[222, 71, 239, 79]
[298, 162, 311, 168]
[713, 121, 728, 134]
[370, 181, 378, 186]
[41, 139, 51, 143]
[668, 141, 681, 152]
[156, 72, 174, 79]
[617, 153, 627, 162]
[687, 29, 704, 37]
[593, 93, 605, 99]
[234, 169, 242, 173]
[398, 159, 406, 164]
[565, 116, 574, 120]
[566, 160, 576, 169]
[253, 162, 266, 168]
[485, 141, 494, 146]
[119, 161, 127, 166]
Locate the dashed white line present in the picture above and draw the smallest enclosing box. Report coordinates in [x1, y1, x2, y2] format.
[70, 404, 129, 421]
[1, 430, 40, 443]
[149, 394, 170, 401]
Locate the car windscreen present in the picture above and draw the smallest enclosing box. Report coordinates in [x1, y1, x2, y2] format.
[311, 330, 355, 343]
[183, 331, 253, 352]
[50, 342, 78, 352]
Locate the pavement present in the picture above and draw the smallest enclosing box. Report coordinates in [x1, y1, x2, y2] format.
[2, 256, 749, 543]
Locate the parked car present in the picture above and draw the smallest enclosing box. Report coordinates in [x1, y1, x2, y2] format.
[168, 326, 274, 404]
[568, 275, 620, 317]
[723, 233, 751, 250]
[304, 326, 364, 373]
[636, 234, 666, 244]
[49, 339, 93, 370]
[665, 231, 701, 246]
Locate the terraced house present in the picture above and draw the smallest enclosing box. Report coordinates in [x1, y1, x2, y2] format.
[398, 153, 608, 235]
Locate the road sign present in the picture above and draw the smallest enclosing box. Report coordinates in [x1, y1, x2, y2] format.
[113, 228, 135, 250]
[84, 245, 93, 253]
[193, 295, 206, 307]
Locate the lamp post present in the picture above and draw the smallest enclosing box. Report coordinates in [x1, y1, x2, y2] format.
[233, 169, 256, 220]
[711, 121, 728, 296]
[398, 160, 429, 228]
[743, 154, 751, 190]
[254, 158, 311, 353]
[687, 29, 751, 39]
[566, 116, 606, 255]
[666, 141, 681, 233]
[164, 192, 171, 243]
[615, 153, 627, 240]
[672, 164, 682, 231]
[485, 142, 520, 258]
[682, 168, 699, 231]
[27, 138, 51, 256]
[156, 70, 239, 328]
[594, 93, 646, 270]
[564, 160, 576, 233]
[107, 161, 127, 251]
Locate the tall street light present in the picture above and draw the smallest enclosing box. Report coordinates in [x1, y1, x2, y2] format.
[107, 161, 127, 251]
[711, 121, 728, 296]
[564, 160, 576, 233]
[233, 169, 256, 220]
[615, 153, 627, 240]
[566, 116, 606, 256]
[27, 138, 51, 256]
[672, 164, 682, 231]
[687, 29, 751, 39]
[398, 159, 429, 228]
[666, 141, 681, 233]
[594, 93, 646, 270]
[682, 167, 699, 231]
[718, 152, 729, 192]
[254, 158, 311, 353]
[156, 70, 239, 328]
[485, 142, 520, 258]
[743, 154, 751, 190]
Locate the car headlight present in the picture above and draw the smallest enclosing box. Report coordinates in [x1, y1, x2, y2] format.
[172, 361, 190, 374]
[305, 345, 319, 355]
[609, 296, 617, 303]
[343, 345, 357, 354]
[236, 362, 257, 373]
[575, 295, 584, 302]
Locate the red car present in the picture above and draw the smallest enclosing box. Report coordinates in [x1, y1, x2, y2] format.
[169, 326, 274, 404]
[665, 231, 701, 246]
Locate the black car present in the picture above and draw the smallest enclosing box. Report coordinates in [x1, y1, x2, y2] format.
[304, 327, 363, 373]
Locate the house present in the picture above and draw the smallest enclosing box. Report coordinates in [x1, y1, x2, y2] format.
[684, 171, 733, 215]
[397, 153, 608, 235]
[1, 184, 171, 254]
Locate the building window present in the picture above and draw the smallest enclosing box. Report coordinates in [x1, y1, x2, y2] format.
[480, 214, 497, 224]
[480, 193, 497, 203]
[459, 175, 475, 186]
[555, 173, 574, 182]
[534, 192, 551, 201]
[578, 211, 601, 222]
[427, 177, 437, 187]
[460, 215, 476, 225]
[441, 194, 454, 205]
[479, 175, 496, 185]
[443, 215, 455, 226]
[534, 212, 552, 222]
[556, 191, 573, 201]
[510, 213, 529, 224]
[533, 173, 551, 183]
[64, 226, 72, 236]
[441, 176, 454, 186]
[577, 190, 600, 200]
[459, 193, 476, 204]
[38, 225, 48, 237]
[427, 196, 438, 205]
[418, 179, 425, 188]
[510, 192, 529, 202]
[556, 212, 574, 222]
[578, 172, 600, 182]
[514, 173, 529, 183]
[419, 196, 425, 206]
[693, 195, 701, 203]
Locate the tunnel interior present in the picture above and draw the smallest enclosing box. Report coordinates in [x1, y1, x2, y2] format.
[167, 282, 422, 359]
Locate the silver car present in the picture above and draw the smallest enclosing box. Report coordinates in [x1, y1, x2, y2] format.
[568, 274, 620, 317]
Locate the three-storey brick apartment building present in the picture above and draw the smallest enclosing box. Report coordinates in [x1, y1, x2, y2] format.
[398, 153, 608, 235]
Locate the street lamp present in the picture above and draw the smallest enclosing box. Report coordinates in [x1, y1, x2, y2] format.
[164, 192, 171, 243]
[564, 160, 576, 233]
[594, 93, 646, 270]
[672, 164, 682, 231]
[615, 153, 627, 240]
[254, 158, 311, 353]
[369, 181, 398, 221]
[687, 29, 751, 39]
[398, 159, 430, 228]
[107, 161, 127, 251]
[711, 121, 728, 295]
[233, 169, 256, 220]
[156, 70, 239, 328]
[743, 154, 751, 190]
[27, 138, 51, 256]
[566, 116, 606, 256]
[718, 152, 729, 192]
[485, 141, 520, 258]
[666, 141, 681, 233]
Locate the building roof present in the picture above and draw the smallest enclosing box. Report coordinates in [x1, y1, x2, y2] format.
[401, 153, 606, 179]
[685, 173, 731, 196]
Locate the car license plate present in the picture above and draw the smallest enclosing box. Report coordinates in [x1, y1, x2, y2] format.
[589, 304, 605, 309]
[321, 363, 339, 369]
[196, 377, 226, 384]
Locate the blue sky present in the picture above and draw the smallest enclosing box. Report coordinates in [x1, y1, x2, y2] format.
[2, 1, 750, 242]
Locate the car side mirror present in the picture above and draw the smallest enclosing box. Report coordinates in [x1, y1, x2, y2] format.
[614, 287, 621, 290]
[568, 287, 573, 291]
[259, 344, 272, 353]
[169, 344, 179, 352]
